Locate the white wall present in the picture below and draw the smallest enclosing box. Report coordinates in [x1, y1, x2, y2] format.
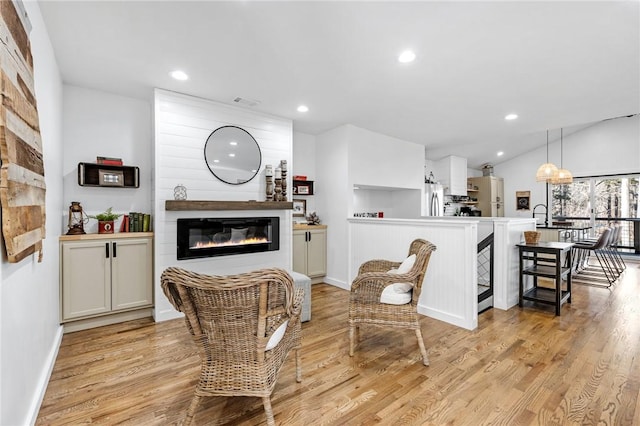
[62, 85, 152, 233]
[349, 125, 424, 190]
[315, 126, 350, 288]
[153, 90, 293, 322]
[292, 131, 316, 220]
[0, 2, 64, 424]
[495, 115, 640, 218]
[316, 124, 425, 288]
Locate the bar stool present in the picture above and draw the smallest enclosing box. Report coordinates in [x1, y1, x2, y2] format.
[610, 224, 626, 274]
[572, 227, 617, 286]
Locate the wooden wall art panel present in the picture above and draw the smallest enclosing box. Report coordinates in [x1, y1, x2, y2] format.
[0, 1, 45, 263]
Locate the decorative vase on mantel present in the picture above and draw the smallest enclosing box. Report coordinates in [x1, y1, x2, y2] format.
[265, 165, 274, 201]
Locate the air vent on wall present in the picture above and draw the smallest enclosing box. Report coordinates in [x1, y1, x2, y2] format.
[233, 97, 261, 107]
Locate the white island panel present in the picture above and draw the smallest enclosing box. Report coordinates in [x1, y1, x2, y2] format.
[349, 218, 478, 330]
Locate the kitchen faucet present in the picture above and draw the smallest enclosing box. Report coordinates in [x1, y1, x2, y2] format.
[532, 203, 548, 227]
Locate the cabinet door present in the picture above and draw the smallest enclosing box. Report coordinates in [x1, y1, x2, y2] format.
[306, 229, 327, 278]
[292, 230, 308, 275]
[490, 177, 504, 203]
[449, 155, 468, 196]
[61, 241, 111, 320]
[111, 238, 153, 311]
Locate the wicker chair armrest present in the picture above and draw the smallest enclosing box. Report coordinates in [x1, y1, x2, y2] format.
[358, 259, 401, 274]
[350, 271, 406, 298]
[290, 287, 304, 319]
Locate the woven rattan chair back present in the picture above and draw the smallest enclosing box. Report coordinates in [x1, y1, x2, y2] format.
[161, 267, 303, 426]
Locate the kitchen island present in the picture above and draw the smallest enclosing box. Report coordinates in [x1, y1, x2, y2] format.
[348, 216, 536, 330]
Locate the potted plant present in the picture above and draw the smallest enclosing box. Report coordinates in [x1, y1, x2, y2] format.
[89, 207, 122, 234]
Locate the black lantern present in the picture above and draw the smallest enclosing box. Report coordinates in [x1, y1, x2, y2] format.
[66, 201, 87, 235]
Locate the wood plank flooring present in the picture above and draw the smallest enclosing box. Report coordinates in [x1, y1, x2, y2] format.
[37, 262, 640, 425]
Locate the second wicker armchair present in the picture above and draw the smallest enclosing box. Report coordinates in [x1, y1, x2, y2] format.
[348, 239, 436, 366]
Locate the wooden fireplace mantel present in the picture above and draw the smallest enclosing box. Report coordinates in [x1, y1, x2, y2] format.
[165, 200, 293, 211]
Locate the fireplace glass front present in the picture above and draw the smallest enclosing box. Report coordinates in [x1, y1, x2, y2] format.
[177, 217, 279, 260]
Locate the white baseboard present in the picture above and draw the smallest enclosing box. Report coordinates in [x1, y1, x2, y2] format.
[27, 325, 63, 426]
[417, 304, 477, 331]
[154, 307, 183, 322]
[322, 276, 349, 290]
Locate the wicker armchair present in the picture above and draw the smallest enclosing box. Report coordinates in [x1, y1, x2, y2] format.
[161, 267, 303, 426]
[348, 239, 436, 366]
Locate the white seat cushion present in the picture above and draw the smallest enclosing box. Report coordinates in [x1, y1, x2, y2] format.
[380, 285, 412, 305]
[395, 254, 416, 274]
[387, 253, 417, 293]
[265, 320, 289, 351]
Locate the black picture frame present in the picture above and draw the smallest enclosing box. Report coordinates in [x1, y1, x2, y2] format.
[292, 199, 306, 217]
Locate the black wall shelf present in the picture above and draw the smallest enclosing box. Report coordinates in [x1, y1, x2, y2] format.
[293, 180, 314, 196]
[78, 162, 140, 188]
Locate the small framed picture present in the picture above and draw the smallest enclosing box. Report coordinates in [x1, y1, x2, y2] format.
[98, 169, 124, 187]
[516, 191, 531, 211]
[292, 199, 306, 217]
[297, 185, 310, 195]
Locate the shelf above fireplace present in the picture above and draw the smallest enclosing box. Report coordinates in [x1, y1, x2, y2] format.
[165, 200, 293, 211]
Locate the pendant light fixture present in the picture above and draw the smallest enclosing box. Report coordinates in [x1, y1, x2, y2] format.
[551, 128, 573, 184]
[536, 130, 559, 182]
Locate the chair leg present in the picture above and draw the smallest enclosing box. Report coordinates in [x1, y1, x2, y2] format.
[263, 396, 276, 426]
[295, 347, 302, 383]
[183, 394, 202, 426]
[415, 328, 429, 366]
[349, 324, 355, 356]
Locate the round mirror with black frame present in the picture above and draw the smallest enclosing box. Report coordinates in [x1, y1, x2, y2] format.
[204, 126, 262, 185]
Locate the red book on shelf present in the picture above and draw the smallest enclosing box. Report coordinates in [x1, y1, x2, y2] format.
[96, 156, 123, 166]
[97, 160, 123, 166]
[293, 175, 307, 181]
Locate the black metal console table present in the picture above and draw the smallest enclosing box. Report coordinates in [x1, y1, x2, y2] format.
[517, 241, 574, 315]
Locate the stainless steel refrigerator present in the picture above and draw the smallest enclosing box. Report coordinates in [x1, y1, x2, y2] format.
[424, 183, 444, 216]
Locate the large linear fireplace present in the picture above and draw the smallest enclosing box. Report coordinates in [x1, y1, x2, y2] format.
[177, 217, 280, 260]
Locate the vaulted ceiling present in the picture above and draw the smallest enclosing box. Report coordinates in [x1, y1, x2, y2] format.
[39, 1, 639, 168]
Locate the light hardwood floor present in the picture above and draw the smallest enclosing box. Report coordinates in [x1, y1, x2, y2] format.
[38, 262, 640, 425]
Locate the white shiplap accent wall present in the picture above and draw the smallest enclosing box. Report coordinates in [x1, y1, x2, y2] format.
[153, 89, 293, 322]
[348, 218, 478, 330]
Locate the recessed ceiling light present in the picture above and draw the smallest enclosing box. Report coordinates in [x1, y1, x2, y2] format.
[170, 70, 189, 81]
[497, 151, 504, 157]
[504, 113, 518, 120]
[297, 105, 309, 113]
[398, 50, 416, 63]
[229, 141, 237, 146]
[228, 153, 235, 158]
[213, 159, 220, 163]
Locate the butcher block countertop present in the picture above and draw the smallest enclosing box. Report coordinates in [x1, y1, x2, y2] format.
[293, 224, 327, 230]
[59, 232, 154, 242]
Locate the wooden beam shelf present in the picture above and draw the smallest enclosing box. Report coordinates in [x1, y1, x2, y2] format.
[165, 200, 293, 211]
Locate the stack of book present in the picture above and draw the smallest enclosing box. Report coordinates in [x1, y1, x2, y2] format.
[120, 212, 151, 232]
[96, 156, 123, 166]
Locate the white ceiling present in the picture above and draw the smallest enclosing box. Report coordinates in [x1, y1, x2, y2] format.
[38, 1, 639, 169]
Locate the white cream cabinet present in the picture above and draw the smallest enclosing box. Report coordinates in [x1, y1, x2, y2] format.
[59, 233, 153, 331]
[293, 225, 327, 283]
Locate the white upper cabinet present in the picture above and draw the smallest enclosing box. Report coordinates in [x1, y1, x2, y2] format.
[435, 155, 468, 195]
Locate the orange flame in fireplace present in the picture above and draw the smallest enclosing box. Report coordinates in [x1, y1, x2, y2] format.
[191, 237, 270, 249]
